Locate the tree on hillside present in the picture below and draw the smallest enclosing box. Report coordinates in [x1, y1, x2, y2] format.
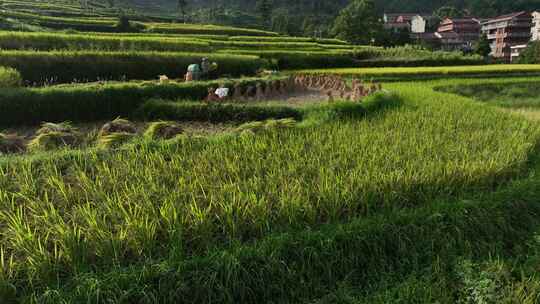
[474, 33, 491, 58]
[256, 0, 273, 29]
[331, 0, 382, 45]
[271, 8, 293, 35]
[302, 15, 321, 37]
[518, 42, 540, 64]
[434, 6, 463, 19]
[79, 0, 88, 10]
[160, 0, 540, 32]
[392, 28, 411, 46]
[177, 0, 188, 21]
[431, 5, 463, 31]
[377, 27, 411, 47]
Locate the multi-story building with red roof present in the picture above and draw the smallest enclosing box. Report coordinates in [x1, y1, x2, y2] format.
[481, 11, 532, 60]
[438, 18, 481, 43]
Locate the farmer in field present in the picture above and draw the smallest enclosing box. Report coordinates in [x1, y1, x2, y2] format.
[201, 57, 218, 80]
[185, 63, 201, 81]
[185, 58, 218, 82]
[201, 58, 210, 75]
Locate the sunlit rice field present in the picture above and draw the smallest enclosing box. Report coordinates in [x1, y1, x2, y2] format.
[298, 64, 540, 80]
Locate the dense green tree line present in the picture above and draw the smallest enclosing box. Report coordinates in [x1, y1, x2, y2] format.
[119, 0, 540, 38]
[173, 0, 540, 19]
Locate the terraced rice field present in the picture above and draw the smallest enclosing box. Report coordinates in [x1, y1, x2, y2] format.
[298, 64, 540, 80]
[2, 4, 540, 302]
[2, 72, 540, 302]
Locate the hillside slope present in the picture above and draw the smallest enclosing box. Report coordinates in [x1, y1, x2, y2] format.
[130, 0, 540, 18]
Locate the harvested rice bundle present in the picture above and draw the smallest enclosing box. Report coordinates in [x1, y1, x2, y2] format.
[28, 132, 77, 151]
[235, 118, 296, 135]
[144, 121, 184, 140]
[28, 121, 79, 151]
[0, 133, 25, 154]
[97, 132, 136, 149]
[37, 122, 77, 135]
[235, 121, 265, 134]
[264, 118, 296, 129]
[99, 118, 137, 137]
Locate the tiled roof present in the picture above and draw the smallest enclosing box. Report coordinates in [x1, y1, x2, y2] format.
[411, 32, 437, 39]
[384, 13, 431, 22]
[484, 11, 530, 24]
[440, 18, 481, 26]
[436, 31, 460, 38]
[384, 22, 410, 29]
[446, 18, 480, 23]
[510, 44, 528, 49]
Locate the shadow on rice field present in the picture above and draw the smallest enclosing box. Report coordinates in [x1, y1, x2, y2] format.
[433, 78, 540, 122]
[435, 80, 540, 108]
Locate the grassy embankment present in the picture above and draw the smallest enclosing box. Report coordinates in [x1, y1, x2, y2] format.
[0, 51, 264, 84]
[0, 77, 296, 126]
[4, 68, 540, 127]
[298, 65, 540, 81]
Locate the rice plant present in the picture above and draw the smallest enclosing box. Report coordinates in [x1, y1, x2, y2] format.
[436, 81, 540, 109]
[299, 65, 540, 80]
[2, 78, 540, 301]
[0, 27, 540, 301]
[0, 76, 291, 127]
[0, 50, 264, 84]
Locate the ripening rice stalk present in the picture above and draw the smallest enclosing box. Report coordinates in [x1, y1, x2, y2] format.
[0, 50, 265, 84]
[144, 121, 183, 140]
[0, 133, 25, 154]
[299, 65, 540, 79]
[97, 132, 136, 149]
[2, 78, 540, 302]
